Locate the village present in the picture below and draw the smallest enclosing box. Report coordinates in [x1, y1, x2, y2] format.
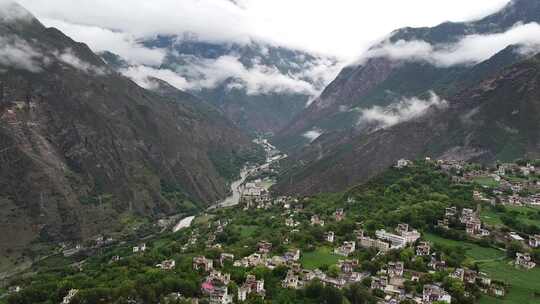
[180, 213, 524, 304]
[7, 156, 540, 304]
[159, 158, 539, 304]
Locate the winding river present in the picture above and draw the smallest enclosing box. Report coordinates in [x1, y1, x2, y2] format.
[171, 149, 287, 231]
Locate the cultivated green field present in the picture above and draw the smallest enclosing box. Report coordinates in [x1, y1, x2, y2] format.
[480, 206, 540, 228]
[478, 260, 540, 304]
[424, 233, 505, 262]
[473, 176, 501, 188]
[300, 247, 341, 270]
[425, 233, 540, 304]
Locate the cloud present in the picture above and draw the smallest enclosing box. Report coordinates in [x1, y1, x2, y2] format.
[182, 55, 318, 95]
[41, 18, 167, 66]
[124, 55, 325, 96]
[121, 65, 190, 90]
[0, 0, 33, 22]
[302, 128, 323, 142]
[363, 22, 540, 67]
[357, 91, 448, 129]
[17, 0, 510, 60]
[0, 35, 44, 72]
[55, 49, 106, 75]
[299, 57, 343, 90]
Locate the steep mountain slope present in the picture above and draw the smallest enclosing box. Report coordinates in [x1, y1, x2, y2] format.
[138, 36, 338, 134]
[274, 52, 540, 196]
[275, 0, 540, 150]
[0, 3, 259, 265]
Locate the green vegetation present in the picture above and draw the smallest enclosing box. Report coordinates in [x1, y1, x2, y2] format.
[4, 161, 539, 304]
[300, 247, 341, 270]
[424, 233, 504, 262]
[209, 147, 266, 181]
[473, 176, 500, 188]
[478, 260, 540, 304]
[480, 205, 540, 235]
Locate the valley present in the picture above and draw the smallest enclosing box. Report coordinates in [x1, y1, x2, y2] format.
[1, 0, 540, 303]
[4, 158, 540, 304]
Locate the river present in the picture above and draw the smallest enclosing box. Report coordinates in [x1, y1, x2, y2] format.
[171, 144, 287, 230]
[208, 166, 251, 210]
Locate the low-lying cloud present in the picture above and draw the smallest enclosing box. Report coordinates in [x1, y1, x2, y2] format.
[363, 22, 540, 67]
[302, 128, 323, 142]
[42, 18, 167, 66]
[180, 55, 319, 95]
[124, 54, 337, 96]
[0, 36, 45, 72]
[0, 34, 109, 75]
[0, 0, 33, 23]
[56, 49, 107, 75]
[121, 65, 190, 90]
[357, 91, 448, 129]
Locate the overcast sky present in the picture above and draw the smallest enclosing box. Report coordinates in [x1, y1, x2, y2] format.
[16, 0, 511, 60]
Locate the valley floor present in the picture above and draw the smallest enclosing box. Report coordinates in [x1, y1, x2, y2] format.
[2, 159, 540, 304]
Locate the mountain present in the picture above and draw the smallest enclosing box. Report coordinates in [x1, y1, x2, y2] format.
[273, 0, 540, 195]
[274, 0, 540, 151]
[274, 51, 540, 196]
[138, 35, 338, 134]
[0, 3, 261, 268]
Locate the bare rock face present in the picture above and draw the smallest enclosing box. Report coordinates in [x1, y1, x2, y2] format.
[0, 4, 259, 263]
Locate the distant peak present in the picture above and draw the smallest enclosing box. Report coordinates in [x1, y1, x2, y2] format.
[0, 0, 35, 23]
[499, 0, 540, 14]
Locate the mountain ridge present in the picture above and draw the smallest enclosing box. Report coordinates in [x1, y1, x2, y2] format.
[273, 0, 540, 196]
[0, 4, 260, 268]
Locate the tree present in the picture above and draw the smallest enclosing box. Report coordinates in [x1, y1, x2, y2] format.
[506, 241, 523, 259]
[344, 283, 375, 304]
[328, 265, 341, 278]
[322, 286, 344, 304]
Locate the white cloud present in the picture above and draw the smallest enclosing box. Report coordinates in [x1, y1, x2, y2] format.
[124, 55, 324, 96]
[11, 0, 515, 97]
[302, 128, 323, 142]
[55, 49, 106, 75]
[363, 22, 540, 67]
[357, 91, 448, 129]
[16, 0, 510, 60]
[0, 0, 33, 22]
[0, 35, 44, 72]
[121, 65, 190, 90]
[181, 55, 318, 95]
[41, 18, 167, 66]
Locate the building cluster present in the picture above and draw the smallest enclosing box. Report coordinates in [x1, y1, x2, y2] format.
[438, 159, 540, 207]
[396, 159, 412, 169]
[156, 259, 176, 270]
[459, 208, 490, 237]
[437, 206, 490, 238]
[232, 244, 300, 270]
[515, 252, 536, 270]
[0, 99, 38, 125]
[283, 259, 369, 290]
[357, 224, 421, 253]
[60, 235, 115, 258]
[200, 271, 233, 304]
[450, 268, 506, 297]
[240, 180, 271, 208]
[238, 275, 265, 301]
[194, 255, 266, 304]
[369, 260, 450, 303]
